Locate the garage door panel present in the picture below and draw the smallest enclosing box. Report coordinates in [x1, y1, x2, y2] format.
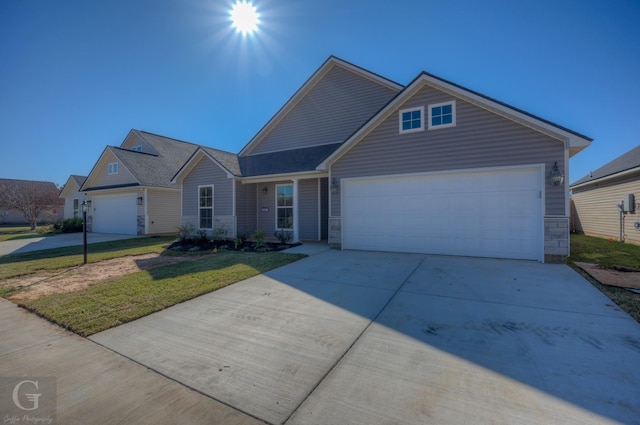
[93, 195, 137, 235]
[343, 168, 542, 261]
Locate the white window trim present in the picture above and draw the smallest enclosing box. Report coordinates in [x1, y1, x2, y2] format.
[428, 100, 456, 130]
[108, 162, 119, 175]
[198, 184, 214, 230]
[73, 198, 79, 218]
[399, 106, 425, 134]
[275, 183, 294, 231]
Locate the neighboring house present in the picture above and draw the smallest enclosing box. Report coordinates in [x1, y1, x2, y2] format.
[571, 145, 640, 244]
[59, 175, 87, 219]
[0, 178, 63, 225]
[77, 130, 202, 235]
[173, 56, 591, 263]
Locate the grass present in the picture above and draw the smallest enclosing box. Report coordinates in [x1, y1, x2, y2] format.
[0, 225, 56, 242]
[21, 251, 305, 336]
[0, 236, 176, 280]
[569, 233, 640, 322]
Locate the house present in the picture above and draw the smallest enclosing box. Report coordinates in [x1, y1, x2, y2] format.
[77, 130, 203, 235]
[59, 175, 87, 219]
[0, 178, 63, 225]
[571, 145, 640, 244]
[173, 56, 592, 263]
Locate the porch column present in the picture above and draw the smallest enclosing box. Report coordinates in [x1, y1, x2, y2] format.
[292, 178, 299, 243]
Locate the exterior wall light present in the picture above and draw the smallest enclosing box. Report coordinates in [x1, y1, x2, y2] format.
[330, 178, 340, 195]
[137, 196, 144, 205]
[550, 162, 564, 186]
[262, 186, 268, 194]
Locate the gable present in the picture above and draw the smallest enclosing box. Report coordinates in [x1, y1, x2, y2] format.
[82, 148, 139, 191]
[240, 58, 402, 156]
[331, 84, 568, 216]
[120, 130, 157, 154]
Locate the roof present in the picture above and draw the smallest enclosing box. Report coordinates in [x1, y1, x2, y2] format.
[571, 145, 640, 187]
[319, 71, 593, 169]
[201, 146, 241, 176]
[71, 175, 87, 186]
[0, 178, 63, 205]
[82, 130, 200, 191]
[239, 143, 341, 177]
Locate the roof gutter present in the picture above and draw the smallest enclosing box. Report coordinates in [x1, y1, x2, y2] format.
[240, 170, 328, 184]
[570, 166, 640, 190]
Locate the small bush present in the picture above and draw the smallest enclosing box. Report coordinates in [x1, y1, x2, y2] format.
[253, 230, 266, 249]
[274, 230, 292, 244]
[56, 218, 83, 233]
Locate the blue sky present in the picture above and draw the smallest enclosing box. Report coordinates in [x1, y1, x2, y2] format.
[1, 0, 638, 187]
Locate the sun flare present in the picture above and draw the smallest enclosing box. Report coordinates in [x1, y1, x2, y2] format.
[230, 1, 260, 35]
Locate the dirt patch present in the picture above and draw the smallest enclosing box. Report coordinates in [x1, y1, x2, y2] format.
[2, 254, 199, 303]
[575, 262, 640, 290]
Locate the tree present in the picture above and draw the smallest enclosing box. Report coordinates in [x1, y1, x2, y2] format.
[0, 179, 61, 230]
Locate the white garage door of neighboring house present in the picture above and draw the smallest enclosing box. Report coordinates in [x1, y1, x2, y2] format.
[92, 194, 137, 235]
[342, 166, 543, 261]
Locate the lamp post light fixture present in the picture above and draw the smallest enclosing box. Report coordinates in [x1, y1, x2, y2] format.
[82, 200, 88, 265]
[550, 161, 564, 186]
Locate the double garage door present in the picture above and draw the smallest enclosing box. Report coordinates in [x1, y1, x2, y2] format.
[342, 167, 543, 261]
[92, 194, 138, 235]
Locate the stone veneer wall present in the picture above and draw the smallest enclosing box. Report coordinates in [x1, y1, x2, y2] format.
[544, 217, 569, 263]
[328, 217, 342, 249]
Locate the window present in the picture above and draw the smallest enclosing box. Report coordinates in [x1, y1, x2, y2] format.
[131, 145, 142, 152]
[199, 185, 213, 229]
[108, 162, 118, 175]
[399, 106, 424, 134]
[73, 199, 79, 218]
[276, 184, 293, 230]
[428, 101, 456, 130]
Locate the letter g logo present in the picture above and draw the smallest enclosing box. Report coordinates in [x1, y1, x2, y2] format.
[12, 380, 41, 411]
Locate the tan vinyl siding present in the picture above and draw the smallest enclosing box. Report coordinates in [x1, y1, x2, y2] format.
[249, 65, 399, 155]
[182, 157, 233, 218]
[299, 178, 319, 240]
[236, 181, 257, 236]
[331, 84, 565, 217]
[87, 150, 138, 188]
[146, 189, 181, 235]
[572, 174, 640, 244]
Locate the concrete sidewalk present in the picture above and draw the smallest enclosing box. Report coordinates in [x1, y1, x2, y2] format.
[0, 298, 262, 424]
[0, 233, 137, 256]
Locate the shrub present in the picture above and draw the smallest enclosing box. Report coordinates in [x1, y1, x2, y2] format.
[274, 230, 292, 244]
[253, 230, 266, 249]
[57, 218, 83, 233]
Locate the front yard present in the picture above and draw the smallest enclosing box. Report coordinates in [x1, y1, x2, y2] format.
[0, 237, 305, 336]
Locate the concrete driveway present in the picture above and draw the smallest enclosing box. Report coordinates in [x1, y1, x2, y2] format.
[90, 251, 640, 425]
[0, 232, 137, 256]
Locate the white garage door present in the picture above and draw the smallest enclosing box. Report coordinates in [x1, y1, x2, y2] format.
[342, 167, 542, 261]
[92, 194, 137, 235]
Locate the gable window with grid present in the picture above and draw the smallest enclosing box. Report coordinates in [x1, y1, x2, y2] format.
[428, 101, 456, 130]
[276, 184, 293, 230]
[399, 106, 424, 134]
[198, 185, 213, 229]
[108, 162, 118, 175]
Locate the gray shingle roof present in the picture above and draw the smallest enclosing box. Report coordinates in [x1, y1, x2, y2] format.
[201, 146, 241, 176]
[71, 175, 87, 187]
[99, 131, 200, 189]
[239, 143, 343, 177]
[571, 145, 640, 186]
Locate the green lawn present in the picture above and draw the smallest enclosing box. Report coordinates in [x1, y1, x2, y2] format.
[20, 250, 305, 336]
[0, 236, 176, 280]
[0, 225, 56, 242]
[569, 233, 640, 322]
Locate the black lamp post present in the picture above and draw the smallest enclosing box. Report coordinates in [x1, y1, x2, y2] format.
[82, 200, 88, 265]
